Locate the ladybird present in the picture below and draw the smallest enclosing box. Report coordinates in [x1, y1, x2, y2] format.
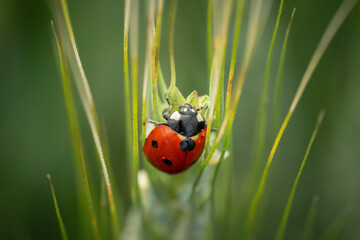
[143, 103, 207, 174]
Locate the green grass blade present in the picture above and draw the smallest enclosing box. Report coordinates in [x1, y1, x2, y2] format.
[225, 0, 245, 111]
[275, 110, 325, 240]
[51, 12, 100, 240]
[169, 0, 178, 88]
[215, 45, 226, 128]
[214, 0, 235, 128]
[246, 110, 290, 239]
[207, 0, 213, 74]
[245, 1, 357, 237]
[59, 0, 123, 237]
[289, 0, 358, 113]
[158, 64, 169, 100]
[99, 180, 110, 240]
[319, 208, 349, 240]
[151, 0, 164, 120]
[141, 0, 155, 144]
[301, 196, 319, 240]
[129, 0, 141, 205]
[211, 0, 246, 198]
[191, 0, 264, 197]
[47, 174, 69, 240]
[272, 8, 296, 137]
[203, 0, 233, 158]
[59, 0, 100, 130]
[251, 0, 284, 184]
[124, 0, 133, 166]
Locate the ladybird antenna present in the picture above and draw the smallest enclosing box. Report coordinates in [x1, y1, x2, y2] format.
[197, 106, 208, 111]
[165, 93, 171, 106]
[147, 119, 161, 126]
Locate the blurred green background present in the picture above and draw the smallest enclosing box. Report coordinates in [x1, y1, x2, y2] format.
[1, 0, 359, 239]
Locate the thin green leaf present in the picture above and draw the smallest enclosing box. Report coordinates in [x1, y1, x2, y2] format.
[275, 110, 325, 240]
[151, 0, 164, 120]
[203, 0, 233, 164]
[141, 0, 155, 144]
[59, 0, 122, 237]
[251, 0, 285, 184]
[124, 0, 133, 167]
[215, 45, 226, 128]
[129, 0, 141, 205]
[272, 8, 296, 138]
[246, 0, 358, 237]
[51, 8, 100, 239]
[169, 0, 178, 88]
[301, 196, 319, 240]
[207, 0, 213, 73]
[158, 64, 169, 101]
[225, 0, 245, 111]
[192, 0, 265, 198]
[47, 174, 69, 240]
[212, 0, 245, 194]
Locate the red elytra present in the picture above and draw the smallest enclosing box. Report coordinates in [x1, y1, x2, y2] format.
[143, 125, 207, 174]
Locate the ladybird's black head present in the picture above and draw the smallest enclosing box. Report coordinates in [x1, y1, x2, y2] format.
[165, 103, 207, 137]
[179, 103, 197, 116]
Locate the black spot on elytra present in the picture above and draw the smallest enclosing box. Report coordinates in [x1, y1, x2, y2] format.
[163, 159, 173, 166]
[151, 140, 158, 148]
[180, 137, 196, 151]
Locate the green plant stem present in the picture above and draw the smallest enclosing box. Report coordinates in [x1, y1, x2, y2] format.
[225, 0, 245, 111]
[59, 0, 122, 237]
[246, 110, 291, 239]
[47, 174, 69, 240]
[275, 110, 325, 240]
[215, 46, 226, 128]
[272, 8, 296, 138]
[129, 0, 141, 206]
[192, 0, 264, 197]
[52, 9, 100, 239]
[169, 0, 178, 88]
[141, 0, 155, 144]
[158, 64, 168, 101]
[207, 0, 213, 74]
[251, 0, 284, 185]
[203, 0, 233, 163]
[151, 0, 164, 120]
[192, 70, 246, 198]
[245, 1, 357, 237]
[124, 0, 133, 167]
[213, 0, 245, 193]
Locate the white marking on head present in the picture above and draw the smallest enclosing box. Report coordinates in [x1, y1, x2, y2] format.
[177, 134, 186, 140]
[191, 109, 196, 113]
[170, 111, 181, 121]
[191, 134, 199, 141]
[196, 113, 204, 122]
[183, 108, 188, 112]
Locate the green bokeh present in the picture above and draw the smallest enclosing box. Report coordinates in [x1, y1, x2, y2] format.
[1, 0, 359, 239]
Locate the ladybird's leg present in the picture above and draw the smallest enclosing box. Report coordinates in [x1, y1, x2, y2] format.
[165, 93, 171, 106]
[196, 105, 208, 111]
[162, 107, 171, 121]
[147, 119, 162, 126]
[211, 128, 219, 132]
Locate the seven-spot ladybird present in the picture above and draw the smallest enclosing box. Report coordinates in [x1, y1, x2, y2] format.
[143, 103, 207, 174]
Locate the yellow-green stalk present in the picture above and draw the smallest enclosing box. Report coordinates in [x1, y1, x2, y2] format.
[246, 1, 358, 237]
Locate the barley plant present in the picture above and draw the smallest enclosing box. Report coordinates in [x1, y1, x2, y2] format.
[1, 0, 359, 239]
[50, 0, 357, 239]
